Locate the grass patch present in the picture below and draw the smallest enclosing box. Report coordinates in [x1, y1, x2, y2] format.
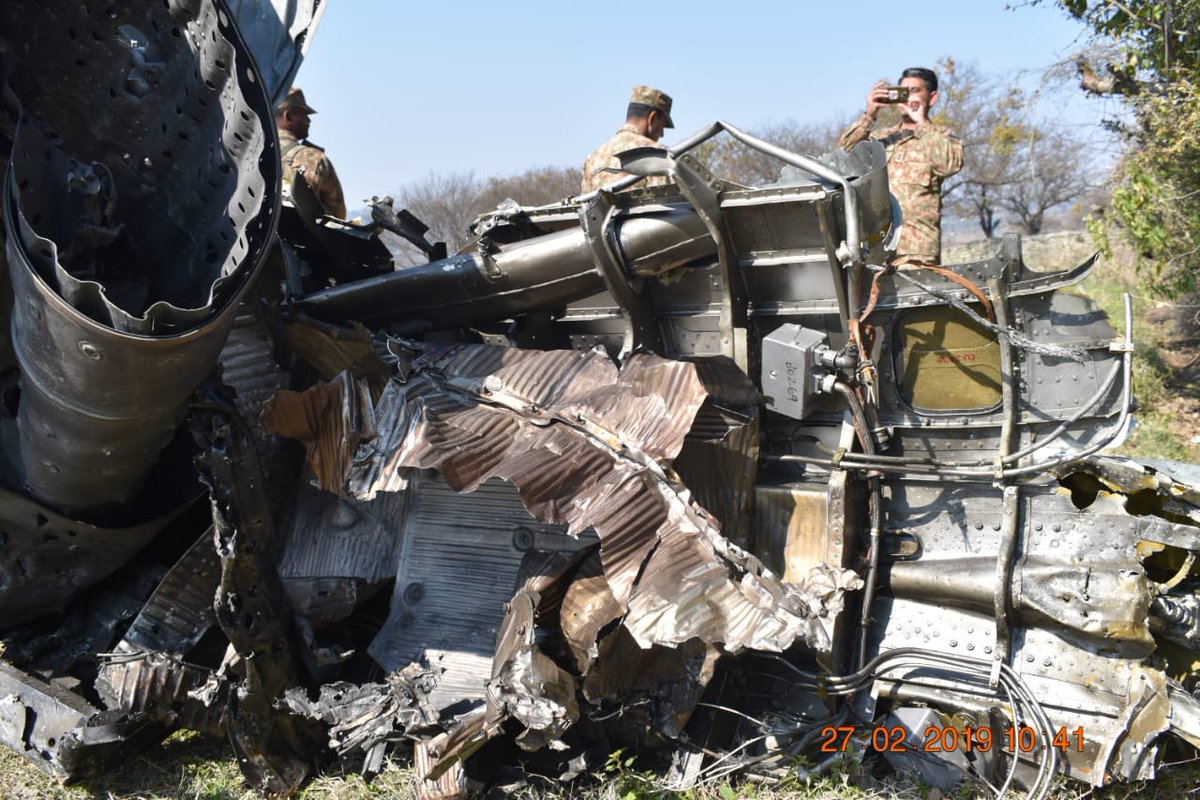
[1075, 235, 1193, 461]
[3, 734, 1195, 800]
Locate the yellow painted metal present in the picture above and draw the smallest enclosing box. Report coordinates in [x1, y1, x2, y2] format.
[897, 306, 1002, 411]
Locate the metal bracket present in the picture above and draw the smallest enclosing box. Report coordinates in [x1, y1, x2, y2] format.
[624, 149, 744, 371]
[476, 238, 504, 280]
[578, 192, 663, 359]
[991, 484, 1021, 684]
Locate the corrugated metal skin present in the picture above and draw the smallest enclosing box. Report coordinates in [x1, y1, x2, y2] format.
[676, 357, 763, 546]
[414, 737, 467, 800]
[267, 344, 858, 750]
[121, 535, 219, 656]
[676, 405, 760, 548]
[414, 345, 706, 466]
[96, 646, 224, 734]
[218, 306, 291, 437]
[96, 535, 223, 732]
[263, 372, 374, 494]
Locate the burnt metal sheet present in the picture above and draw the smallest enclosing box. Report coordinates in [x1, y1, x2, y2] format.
[367, 473, 590, 711]
[282, 662, 441, 758]
[1, 0, 278, 332]
[96, 645, 225, 734]
[119, 532, 220, 656]
[225, 0, 325, 104]
[191, 389, 320, 795]
[277, 484, 406, 584]
[263, 371, 376, 494]
[0, 659, 166, 780]
[487, 582, 581, 750]
[219, 304, 292, 438]
[279, 316, 394, 394]
[0, 485, 184, 627]
[95, 533, 224, 734]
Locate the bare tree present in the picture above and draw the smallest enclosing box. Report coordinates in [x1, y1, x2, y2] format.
[390, 170, 484, 254]
[1000, 126, 1095, 235]
[705, 119, 847, 186]
[935, 57, 1098, 238]
[475, 165, 582, 211]
[935, 59, 1028, 237]
[382, 165, 582, 265]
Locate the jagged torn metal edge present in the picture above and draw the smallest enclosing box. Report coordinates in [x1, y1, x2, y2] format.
[335, 342, 860, 656]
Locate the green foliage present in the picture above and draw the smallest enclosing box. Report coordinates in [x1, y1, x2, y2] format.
[1108, 80, 1200, 295]
[1054, 0, 1199, 76]
[602, 748, 667, 800]
[1044, 0, 1200, 295]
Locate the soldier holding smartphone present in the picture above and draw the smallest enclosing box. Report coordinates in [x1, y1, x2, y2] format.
[837, 67, 963, 266]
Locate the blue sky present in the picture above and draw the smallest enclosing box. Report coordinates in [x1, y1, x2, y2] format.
[293, 1, 1110, 207]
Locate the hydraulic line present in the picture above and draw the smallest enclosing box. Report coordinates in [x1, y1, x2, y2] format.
[766, 294, 1133, 484]
[830, 379, 883, 670]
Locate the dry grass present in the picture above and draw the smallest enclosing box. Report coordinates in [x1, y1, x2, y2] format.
[0, 731, 422, 799]
[3, 733, 1198, 800]
[1075, 231, 1200, 462]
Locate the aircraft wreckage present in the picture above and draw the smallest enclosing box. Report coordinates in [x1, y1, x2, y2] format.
[1, 2, 1199, 798]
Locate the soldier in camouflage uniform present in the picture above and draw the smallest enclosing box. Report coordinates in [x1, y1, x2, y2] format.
[581, 85, 675, 193]
[275, 87, 347, 219]
[838, 67, 963, 265]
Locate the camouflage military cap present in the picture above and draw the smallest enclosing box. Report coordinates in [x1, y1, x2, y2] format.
[277, 86, 317, 114]
[630, 85, 674, 128]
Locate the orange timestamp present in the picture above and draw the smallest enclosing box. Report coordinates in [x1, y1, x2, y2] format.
[819, 723, 1086, 754]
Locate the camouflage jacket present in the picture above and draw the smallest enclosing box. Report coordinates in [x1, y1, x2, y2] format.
[837, 114, 963, 264]
[581, 124, 672, 193]
[279, 130, 347, 219]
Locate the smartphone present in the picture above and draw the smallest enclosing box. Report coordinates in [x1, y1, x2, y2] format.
[881, 86, 910, 104]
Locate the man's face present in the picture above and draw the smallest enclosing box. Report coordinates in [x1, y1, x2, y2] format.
[646, 110, 667, 142]
[899, 76, 937, 118]
[282, 108, 310, 139]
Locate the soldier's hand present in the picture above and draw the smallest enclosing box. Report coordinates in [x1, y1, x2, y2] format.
[866, 82, 889, 120]
[898, 98, 928, 125]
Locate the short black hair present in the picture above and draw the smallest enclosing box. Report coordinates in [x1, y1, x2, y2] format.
[900, 67, 938, 93]
[626, 102, 654, 120]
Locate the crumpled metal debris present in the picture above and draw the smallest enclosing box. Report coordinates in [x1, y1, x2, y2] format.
[283, 662, 441, 770]
[265, 342, 861, 778]
[270, 344, 858, 655]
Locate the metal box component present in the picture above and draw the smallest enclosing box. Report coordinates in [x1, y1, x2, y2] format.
[761, 323, 830, 420]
